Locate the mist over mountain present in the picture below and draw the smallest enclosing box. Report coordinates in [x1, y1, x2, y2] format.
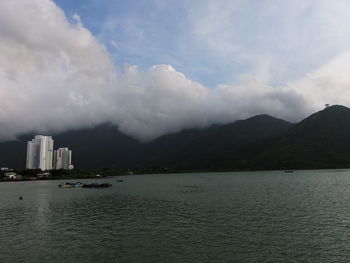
[2, 105, 350, 171]
[4, 1, 350, 143]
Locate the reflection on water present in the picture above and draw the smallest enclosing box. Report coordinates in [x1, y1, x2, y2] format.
[176, 184, 207, 194]
[2, 170, 350, 262]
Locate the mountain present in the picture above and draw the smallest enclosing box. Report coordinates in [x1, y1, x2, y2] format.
[148, 114, 293, 170]
[256, 105, 350, 169]
[2, 105, 350, 171]
[0, 114, 292, 170]
[0, 124, 142, 169]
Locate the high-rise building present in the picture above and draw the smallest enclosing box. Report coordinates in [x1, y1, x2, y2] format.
[53, 147, 72, 170]
[26, 135, 54, 170]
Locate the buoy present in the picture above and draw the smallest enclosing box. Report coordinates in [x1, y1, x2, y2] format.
[19, 196, 23, 200]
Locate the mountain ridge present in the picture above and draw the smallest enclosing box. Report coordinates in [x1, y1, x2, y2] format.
[1, 105, 350, 171]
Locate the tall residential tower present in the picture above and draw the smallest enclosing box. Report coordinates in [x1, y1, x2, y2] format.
[26, 135, 54, 170]
[53, 147, 73, 170]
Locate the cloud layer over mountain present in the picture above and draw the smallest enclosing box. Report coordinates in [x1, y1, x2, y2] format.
[0, 0, 349, 142]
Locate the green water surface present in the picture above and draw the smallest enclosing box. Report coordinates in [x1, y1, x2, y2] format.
[1, 170, 350, 262]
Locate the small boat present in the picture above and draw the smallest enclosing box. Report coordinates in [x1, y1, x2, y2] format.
[82, 183, 112, 188]
[284, 170, 294, 173]
[58, 182, 83, 188]
[116, 179, 124, 182]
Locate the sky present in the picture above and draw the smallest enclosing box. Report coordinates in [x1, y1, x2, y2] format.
[1, 0, 350, 141]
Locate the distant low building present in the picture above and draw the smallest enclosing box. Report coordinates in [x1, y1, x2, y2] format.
[37, 172, 51, 178]
[4, 172, 19, 180]
[15, 174, 22, 180]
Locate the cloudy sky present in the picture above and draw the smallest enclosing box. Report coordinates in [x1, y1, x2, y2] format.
[1, 0, 350, 141]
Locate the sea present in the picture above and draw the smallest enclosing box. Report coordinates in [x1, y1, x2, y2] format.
[1, 170, 350, 262]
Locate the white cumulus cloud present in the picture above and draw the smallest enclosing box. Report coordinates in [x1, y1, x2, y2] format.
[0, 0, 349, 142]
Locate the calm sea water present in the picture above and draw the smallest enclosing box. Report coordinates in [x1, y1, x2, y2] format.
[1, 170, 350, 262]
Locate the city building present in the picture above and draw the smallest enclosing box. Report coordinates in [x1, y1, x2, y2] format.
[26, 135, 54, 170]
[53, 147, 73, 170]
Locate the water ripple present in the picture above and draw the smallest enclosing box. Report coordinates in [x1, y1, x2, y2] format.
[1, 171, 350, 262]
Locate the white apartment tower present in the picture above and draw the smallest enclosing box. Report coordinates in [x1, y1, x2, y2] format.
[26, 135, 54, 170]
[53, 148, 72, 170]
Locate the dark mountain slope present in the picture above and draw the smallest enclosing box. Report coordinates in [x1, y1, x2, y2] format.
[257, 105, 350, 169]
[0, 115, 293, 170]
[0, 124, 142, 169]
[53, 124, 142, 168]
[3, 105, 350, 171]
[149, 115, 293, 170]
[0, 139, 28, 169]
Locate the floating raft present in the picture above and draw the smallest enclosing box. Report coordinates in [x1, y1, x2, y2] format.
[58, 182, 83, 188]
[82, 183, 112, 188]
[58, 182, 112, 188]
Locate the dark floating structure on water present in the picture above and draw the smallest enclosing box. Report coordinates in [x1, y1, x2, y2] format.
[58, 182, 112, 188]
[82, 183, 112, 188]
[58, 182, 83, 188]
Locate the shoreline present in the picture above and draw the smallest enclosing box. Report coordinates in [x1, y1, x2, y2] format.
[2, 167, 350, 183]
